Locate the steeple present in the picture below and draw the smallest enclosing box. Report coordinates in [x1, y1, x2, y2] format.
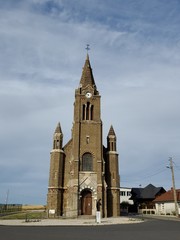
[79, 54, 96, 89]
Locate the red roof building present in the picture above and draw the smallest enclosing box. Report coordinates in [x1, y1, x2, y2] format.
[153, 188, 180, 216]
[153, 188, 180, 202]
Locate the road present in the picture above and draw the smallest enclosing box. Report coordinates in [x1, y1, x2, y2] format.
[0, 218, 179, 240]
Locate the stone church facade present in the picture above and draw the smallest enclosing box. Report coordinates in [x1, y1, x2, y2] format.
[47, 54, 120, 218]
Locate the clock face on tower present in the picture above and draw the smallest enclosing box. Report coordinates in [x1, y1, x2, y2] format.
[85, 92, 92, 98]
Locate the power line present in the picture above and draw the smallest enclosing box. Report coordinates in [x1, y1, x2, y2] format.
[121, 159, 180, 186]
[121, 167, 167, 181]
[121, 168, 167, 185]
[143, 168, 167, 179]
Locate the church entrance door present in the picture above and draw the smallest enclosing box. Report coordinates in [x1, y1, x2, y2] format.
[81, 189, 92, 215]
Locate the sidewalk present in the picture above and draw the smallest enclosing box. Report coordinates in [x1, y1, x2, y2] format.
[0, 217, 143, 226]
[140, 214, 180, 222]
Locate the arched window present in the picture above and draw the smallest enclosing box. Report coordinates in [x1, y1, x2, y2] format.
[83, 104, 86, 120]
[86, 102, 90, 120]
[82, 153, 93, 171]
[90, 105, 94, 120]
[82, 103, 94, 120]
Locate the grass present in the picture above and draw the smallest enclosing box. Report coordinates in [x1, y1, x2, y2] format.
[22, 205, 46, 211]
[0, 211, 47, 220]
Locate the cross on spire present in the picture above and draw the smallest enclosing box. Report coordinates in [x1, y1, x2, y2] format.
[85, 44, 90, 53]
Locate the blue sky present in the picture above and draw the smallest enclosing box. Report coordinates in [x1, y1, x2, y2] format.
[0, 0, 180, 204]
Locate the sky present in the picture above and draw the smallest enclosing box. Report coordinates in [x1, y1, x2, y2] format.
[0, 0, 180, 205]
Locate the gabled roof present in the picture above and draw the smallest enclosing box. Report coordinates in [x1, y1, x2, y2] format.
[63, 138, 72, 151]
[130, 188, 143, 199]
[130, 184, 166, 200]
[141, 184, 164, 199]
[153, 189, 180, 203]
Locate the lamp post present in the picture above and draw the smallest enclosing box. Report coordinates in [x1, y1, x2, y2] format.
[167, 157, 179, 217]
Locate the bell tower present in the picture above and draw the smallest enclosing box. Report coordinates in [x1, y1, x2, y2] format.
[47, 52, 120, 218]
[62, 53, 106, 217]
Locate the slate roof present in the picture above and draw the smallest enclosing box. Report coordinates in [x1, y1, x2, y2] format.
[130, 184, 166, 200]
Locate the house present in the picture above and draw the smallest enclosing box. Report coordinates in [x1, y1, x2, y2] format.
[120, 187, 133, 215]
[153, 188, 180, 216]
[120, 187, 133, 205]
[130, 184, 166, 214]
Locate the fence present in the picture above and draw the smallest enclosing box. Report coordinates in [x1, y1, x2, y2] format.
[0, 204, 22, 213]
[139, 208, 156, 215]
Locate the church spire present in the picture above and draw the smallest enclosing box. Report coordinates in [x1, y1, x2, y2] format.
[79, 54, 96, 88]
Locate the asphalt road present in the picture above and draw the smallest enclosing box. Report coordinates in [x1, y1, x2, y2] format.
[0, 218, 179, 240]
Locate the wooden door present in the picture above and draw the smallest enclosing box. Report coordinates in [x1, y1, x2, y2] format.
[81, 190, 92, 215]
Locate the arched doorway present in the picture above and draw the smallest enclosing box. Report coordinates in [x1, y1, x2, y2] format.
[81, 189, 92, 215]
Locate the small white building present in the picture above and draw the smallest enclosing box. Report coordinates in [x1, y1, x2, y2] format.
[153, 188, 180, 216]
[120, 187, 133, 205]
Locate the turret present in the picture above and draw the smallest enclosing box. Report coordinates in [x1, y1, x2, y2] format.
[107, 125, 117, 152]
[53, 122, 63, 150]
[47, 122, 65, 217]
[106, 125, 120, 217]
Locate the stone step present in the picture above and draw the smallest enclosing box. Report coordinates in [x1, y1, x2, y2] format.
[78, 215, 95, 219]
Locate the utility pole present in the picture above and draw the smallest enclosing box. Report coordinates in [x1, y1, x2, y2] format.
[167, 157, 179, 217]
[5, 189, 9, 210]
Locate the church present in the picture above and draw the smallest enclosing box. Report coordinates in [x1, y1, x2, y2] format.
[47, 53, 120, 218]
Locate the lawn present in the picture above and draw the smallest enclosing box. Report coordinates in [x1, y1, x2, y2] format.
[0, 211, 46, 220]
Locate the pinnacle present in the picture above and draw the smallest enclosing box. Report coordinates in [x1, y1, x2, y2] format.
[108, 125, 116, 137]
[54, 122, 62, 134]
